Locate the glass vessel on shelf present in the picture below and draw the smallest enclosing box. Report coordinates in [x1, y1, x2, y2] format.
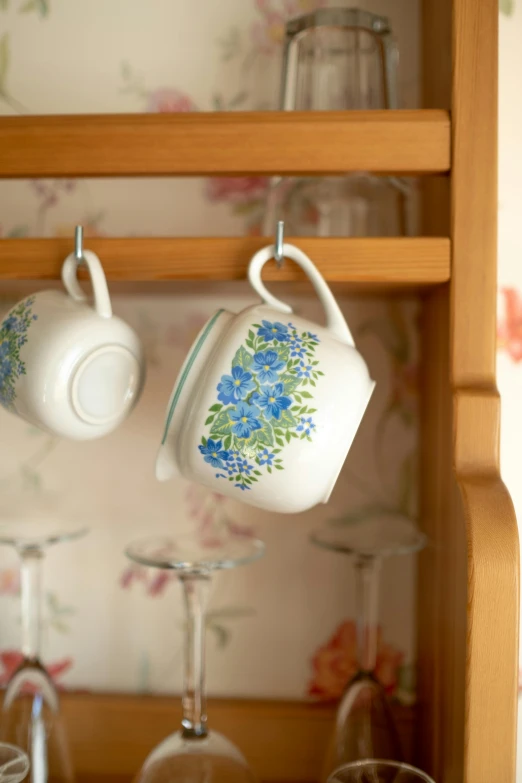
[265, 7, 409, 238]
[328, 760, 436, 783]
[125, 530, 265, 783]
[0, 491, 88, 783]
[310, 512, 427, 778]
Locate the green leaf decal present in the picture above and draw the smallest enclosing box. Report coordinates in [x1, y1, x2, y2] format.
[280, 374, 301, 394]
[278, 409, 298, 429]
[209, 407, 235, 438]
[278, 346, 290, 363]
[232, 345, 253, 370]
[255, 421, 274, 447]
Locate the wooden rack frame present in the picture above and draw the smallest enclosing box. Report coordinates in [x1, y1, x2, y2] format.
[0, 1, 518, 781]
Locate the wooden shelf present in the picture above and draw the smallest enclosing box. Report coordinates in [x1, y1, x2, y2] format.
[0, 110, 450, 178]
[0, 236, 450, 286]
[55, 692, 415, 783]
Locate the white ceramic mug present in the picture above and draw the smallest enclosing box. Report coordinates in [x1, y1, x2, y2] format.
[157, 243, 375, 513]
[0, 250, 145, 439]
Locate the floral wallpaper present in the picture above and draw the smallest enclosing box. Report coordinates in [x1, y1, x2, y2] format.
[0, 291, 419, 703]
[0, 0, 421, 707]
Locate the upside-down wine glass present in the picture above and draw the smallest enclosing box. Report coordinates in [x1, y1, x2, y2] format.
[328, 760, 435, 783]
[0, 492, 88, 783]
[0, 742, 30, 783]
[311, 512, 427, 778]
[125, 532, 265, 783]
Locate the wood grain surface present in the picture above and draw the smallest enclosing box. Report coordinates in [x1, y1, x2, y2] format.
[418, 1, 520, 781]
[0, 110, 450, 178]
[0, 236, 450, 285]
[55, 693, 415, 783]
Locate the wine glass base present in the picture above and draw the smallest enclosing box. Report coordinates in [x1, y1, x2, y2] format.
[0, 490, 88, 551]
[311, 512, 427, 559]
[0, 742, 30, 783]
[136, 729, 257, 783]
[125, 534, 265, 573]
[328, 760, 435, 783]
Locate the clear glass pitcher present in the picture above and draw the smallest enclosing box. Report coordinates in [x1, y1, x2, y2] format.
[265, 8, 410, 238]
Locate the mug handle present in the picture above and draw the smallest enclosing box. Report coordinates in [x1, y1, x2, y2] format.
[61, 249, 112, 319]
[248, 243, 355, 347]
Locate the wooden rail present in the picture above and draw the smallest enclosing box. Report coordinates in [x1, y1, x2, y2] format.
[0, 237, 450, 285]
[0, 111, 451, 178]
[56, 693, 415, 783]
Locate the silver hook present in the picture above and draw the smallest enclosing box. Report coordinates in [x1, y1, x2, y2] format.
[74, 225, 84, 265]
[274, 220, 284, 268]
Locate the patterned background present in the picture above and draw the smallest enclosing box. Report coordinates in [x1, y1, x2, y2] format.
[0, 0, 420, 706]
[1, 3, 520, 766]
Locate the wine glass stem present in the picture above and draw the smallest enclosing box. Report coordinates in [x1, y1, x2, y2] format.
[180, 572, 210, 738]
[20, 547, 43, 661]
[355, 555, 381, 673]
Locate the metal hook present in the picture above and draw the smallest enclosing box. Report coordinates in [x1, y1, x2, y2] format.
[74, 225, 84, 265]
[274, 220, 284, 268]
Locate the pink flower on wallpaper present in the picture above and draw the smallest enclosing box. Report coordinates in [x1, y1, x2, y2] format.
[498, 287, 522, 361]
[146, 88, 197, 113]
[147, 571, 175, 597]
[185, 485, 256, 542]
[120, 564, 175, 597]
[308, 620, 404, 701]
[119, 563, 147, 590]
[0, 650, 73, 688]
[205, 177, 268, 205]
[0, 568, 20, 596]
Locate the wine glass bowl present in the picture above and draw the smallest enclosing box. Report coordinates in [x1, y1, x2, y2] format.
[327, 760, 436, 782]
[135, 731, 257, 783]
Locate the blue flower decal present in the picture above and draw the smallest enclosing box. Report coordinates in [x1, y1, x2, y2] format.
[290, 345, 306, 359]
[0, 297, 37, 412]
[199, 319, 323, 491]
[217, 365, 255, 404]
[252, 383, 292, 420]
[229, 401, 262, 439]
[297, 416, 316, 437]
[257, 320, 289, 343]
[258, 449, 275, 467]
[198, 438, 230, 468]
[2, 316, 17, 332]
[251, 350, 285, 384]
[297, 361, 313, 378]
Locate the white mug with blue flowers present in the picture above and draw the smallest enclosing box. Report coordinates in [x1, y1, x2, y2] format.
[0, 250, 145, 439]
[157, 243, 375, 513]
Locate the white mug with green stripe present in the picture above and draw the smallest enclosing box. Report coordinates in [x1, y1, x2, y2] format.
[156, 243, 375, 513]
